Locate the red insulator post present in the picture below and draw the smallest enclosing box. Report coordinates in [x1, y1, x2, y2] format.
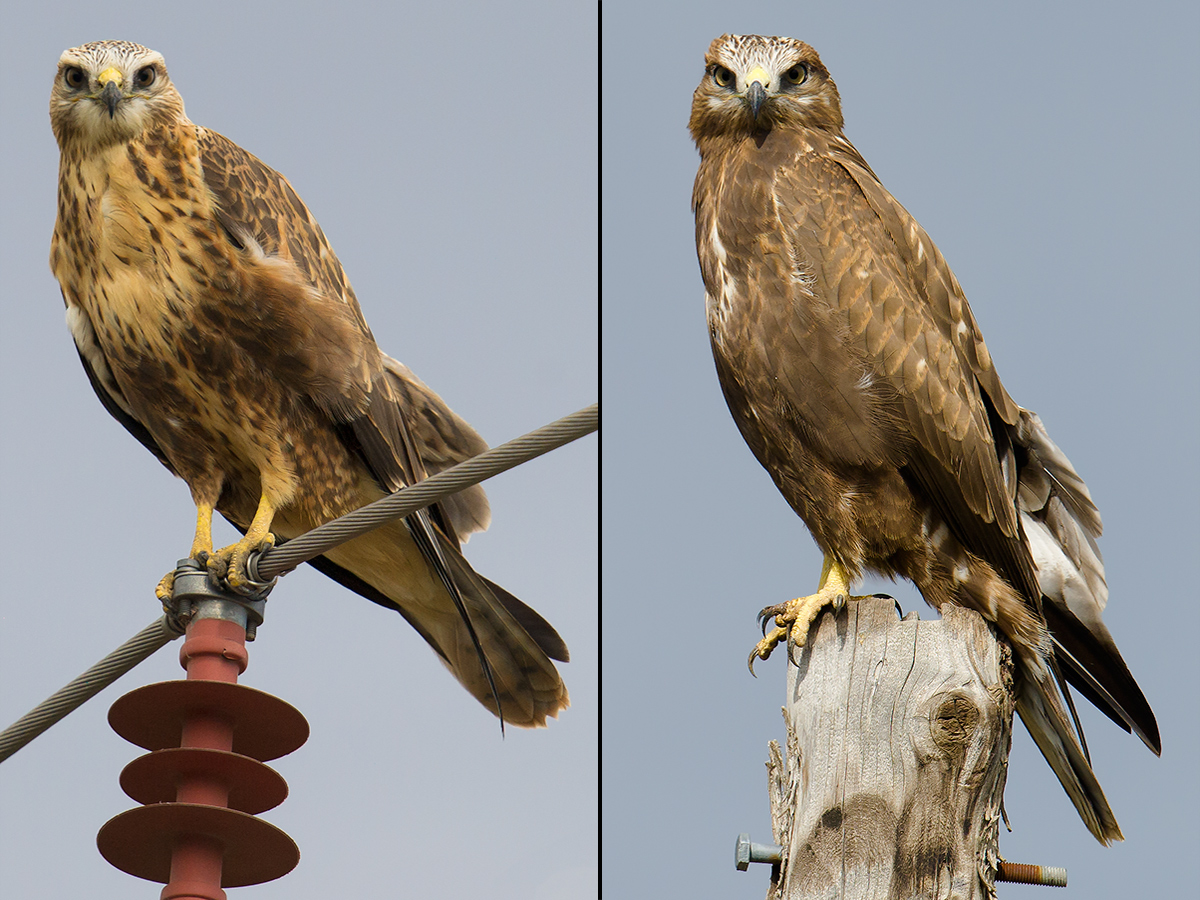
[99, 561, 308, 899]
[162, 616, 246, 900]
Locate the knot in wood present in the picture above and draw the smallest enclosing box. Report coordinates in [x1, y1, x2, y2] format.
[931, 694, 979, 755]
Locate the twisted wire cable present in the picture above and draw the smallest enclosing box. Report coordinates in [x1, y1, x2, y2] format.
[0, 617, 177, 763]
[0, 404, 596, 764]
[256, 403, 597, 579]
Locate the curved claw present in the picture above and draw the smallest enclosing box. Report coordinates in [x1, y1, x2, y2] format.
[155, 571, 175, 605]
[749, 623, 787, 675]
[749, 558, 861, 676]
[758, 602, 789, 635]
[205, 533, 277, 596]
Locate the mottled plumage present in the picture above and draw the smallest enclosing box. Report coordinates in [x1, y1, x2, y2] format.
[690, 34, 1156, 841]
[50, 40, 567, 726]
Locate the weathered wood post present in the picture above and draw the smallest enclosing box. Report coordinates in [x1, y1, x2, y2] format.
[763, 596, 1015, 900]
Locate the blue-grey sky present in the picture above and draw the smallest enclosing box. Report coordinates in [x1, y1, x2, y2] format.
[603, 2, 1198, 897]
[0, 4, 596, 899]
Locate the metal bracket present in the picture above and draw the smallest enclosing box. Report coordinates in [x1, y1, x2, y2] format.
[165, 558, 274, 640]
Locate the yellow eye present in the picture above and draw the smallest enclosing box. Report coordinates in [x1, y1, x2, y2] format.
[784, 64, 807, 85]
[64, 66, 86, 89]
[712, 66, 735, 88]
[135, 65, 156, 88]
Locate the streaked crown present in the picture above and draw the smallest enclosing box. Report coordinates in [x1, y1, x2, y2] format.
[689, 34, 843, 144]
[50, 40, 183, 149]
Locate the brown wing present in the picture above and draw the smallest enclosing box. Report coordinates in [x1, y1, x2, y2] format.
[774, 129, 1039, 600]
[195, 129, 567, 723]
[813, 137, 1156, 752]
[197, 127, 362, 316]
[197, 126, 431, 501]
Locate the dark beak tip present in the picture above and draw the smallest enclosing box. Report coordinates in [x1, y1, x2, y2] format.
[747, 82, 767, 121]
[100, 82, 122, 118]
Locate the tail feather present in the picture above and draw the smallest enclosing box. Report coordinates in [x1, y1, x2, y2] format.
[435, 534, 569, 725]
[1014, 662, 1122, 844]
[481, 575, 570, 663]
[292, 520, 568, 724]
[299, 522, 569, 727]
[1043, 601, 1161, 755]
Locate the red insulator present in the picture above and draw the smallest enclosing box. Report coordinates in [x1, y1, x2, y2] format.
[98, 614, 308, 898]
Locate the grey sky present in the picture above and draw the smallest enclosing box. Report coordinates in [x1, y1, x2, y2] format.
[602, 2, 1197, 898]
[0, 3, 595, 899]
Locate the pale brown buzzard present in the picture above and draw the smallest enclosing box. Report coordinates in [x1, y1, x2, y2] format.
[50, 40, 567, 727]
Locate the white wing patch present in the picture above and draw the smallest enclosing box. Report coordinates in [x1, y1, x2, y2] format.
[66, 305, 135, 418]
[709, 220, 728, 265]
[1022, 510, 1108, 621]
[705, 222, 740, 350]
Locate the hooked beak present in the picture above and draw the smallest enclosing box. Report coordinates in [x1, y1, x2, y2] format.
[745, 66, 770, 121]
[96, 66, 124, 118]
[100, 81, 122, 118]
[747, 81, 767, 120]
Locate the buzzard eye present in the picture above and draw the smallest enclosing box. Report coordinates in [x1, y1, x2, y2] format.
[64, 66, 86, 89]
[784, 64, 808, 85]
[712, 66, 735, 88]
[135, 66, 156, 88]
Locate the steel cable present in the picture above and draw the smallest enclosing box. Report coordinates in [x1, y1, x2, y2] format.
[0, 404, 596, 763]
[0, 617, 177, 763]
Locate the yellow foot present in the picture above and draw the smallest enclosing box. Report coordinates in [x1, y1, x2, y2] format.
[207, 533, 276, 592]
[155, 570, 176, 605]
[156, 551, 211, 607]
[748, 555, 863, 672]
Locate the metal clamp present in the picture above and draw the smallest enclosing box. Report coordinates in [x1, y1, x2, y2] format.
[166, 558, 274, 640]
[242, 548, 282, 596]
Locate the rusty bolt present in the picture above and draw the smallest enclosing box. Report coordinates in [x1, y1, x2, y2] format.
[997, 860, 1067, 887]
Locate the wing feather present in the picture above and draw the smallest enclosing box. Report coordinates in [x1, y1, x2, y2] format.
[771, 134, 1039, 598]
[197, 125, 561, 724]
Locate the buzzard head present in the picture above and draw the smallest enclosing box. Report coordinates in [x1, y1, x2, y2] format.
[50, 40, 183, 150]
[689, 34, 844, 144]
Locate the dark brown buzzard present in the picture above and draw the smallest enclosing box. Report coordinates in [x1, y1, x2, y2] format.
[690, 33, 1157, 842]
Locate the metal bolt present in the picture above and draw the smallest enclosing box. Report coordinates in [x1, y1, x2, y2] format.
[997, 860, 1067, 887]
[735, 833, 782, 871]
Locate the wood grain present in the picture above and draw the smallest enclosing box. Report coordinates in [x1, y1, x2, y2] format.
[766, 596, 1014, 899]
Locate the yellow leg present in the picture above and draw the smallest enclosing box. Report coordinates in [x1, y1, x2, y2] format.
[156, 501, 217, 603]
[748, 555, 861, 672]
[189, 502, 215, 560]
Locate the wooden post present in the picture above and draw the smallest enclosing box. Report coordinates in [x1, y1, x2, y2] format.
[765, 596, 1015, 900]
